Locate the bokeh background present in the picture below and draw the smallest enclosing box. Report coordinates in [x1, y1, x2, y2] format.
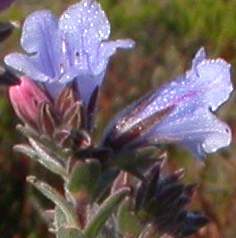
[1, 0, 236, 237]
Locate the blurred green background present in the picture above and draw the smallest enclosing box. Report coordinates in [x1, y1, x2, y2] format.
[1, 0, 236, 237]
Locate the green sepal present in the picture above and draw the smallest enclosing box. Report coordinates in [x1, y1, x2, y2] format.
[55, 206, 67, 230]
[84, 187, 130, 238]
[117, 197, 142, 237]
[67, 160, 101, 201]
[16, 124, 38, 138]
[57, 226, 85, 238]
[14, 143, 67, 179]
[27, 176, 78, 228]
[93, 169, 119, 202]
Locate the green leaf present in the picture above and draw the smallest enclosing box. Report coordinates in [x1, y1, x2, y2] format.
[84, 187, 130, 238]
[27, 176, 78, 228]
[55, 206, 67, 230]
[14, 143, 67, 179]
[67, 160, 101, 200]
[29, 138, 67, 179]
[16, 124, 38, 138]
[57, 226, 85, 238]
[17, 124, 70, 160]
[117, 197, 142, 237]
[93, 169, 119, 202]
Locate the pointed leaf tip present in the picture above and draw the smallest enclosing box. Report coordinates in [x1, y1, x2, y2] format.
[84, 187, 130, 238]
[27, 176, 78, 227]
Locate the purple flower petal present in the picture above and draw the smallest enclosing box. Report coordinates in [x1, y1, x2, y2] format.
[103, 48, 233, 160]
[21, 10, 60, 79]
[5, 0, 134, 103]
[5, 51, 67, 98]
[191, 47, 206, 69]
[70, 39, 134, 102]
[59, 0, 111, 60]
[95, 39, 135, 75]
[5, 53, 50, 82]
[192, 59, 232, 111]
[147, 108, 231, 160]
[58, 0, 134, 102]
[58, 39, 134, 103]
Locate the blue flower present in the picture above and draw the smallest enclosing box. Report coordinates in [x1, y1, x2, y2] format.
[102, 48, 233, 160]
[4, 0, 134, 103]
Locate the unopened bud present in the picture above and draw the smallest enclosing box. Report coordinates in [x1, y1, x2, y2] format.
[9, 77, 51, 129]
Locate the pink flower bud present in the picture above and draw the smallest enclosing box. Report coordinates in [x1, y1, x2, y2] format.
[9, 77, 50, 128]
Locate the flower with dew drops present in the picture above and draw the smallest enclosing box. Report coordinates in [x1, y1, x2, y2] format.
[102, 47, 233, 160]
[4, 0, 134, 104]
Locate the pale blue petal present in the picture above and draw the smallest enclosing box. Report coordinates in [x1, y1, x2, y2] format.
[58, 0, 110, 74]
[58, 39, 135, 102]
[44, 81, 66, 99]
[191, 47, 206, 69]
[142, 57, 232, 120]
[58, 68, 104, 103]
[58, 67, 81, 84]
[59, 0, 110, 42]
[5, 0, 135, 103]
[4, 53, 51, 82]
[103, 48, 233, 160]
[75, 73, 104, 103]
[21, 10, 57, 53]
[93, 39, 135, 75]
[148, 108, 231, 159]
[58, 0, 135, 92]
[143, 58, 233, 159]
[194, 59, 232, 111]
[21, 10, 60, 78]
